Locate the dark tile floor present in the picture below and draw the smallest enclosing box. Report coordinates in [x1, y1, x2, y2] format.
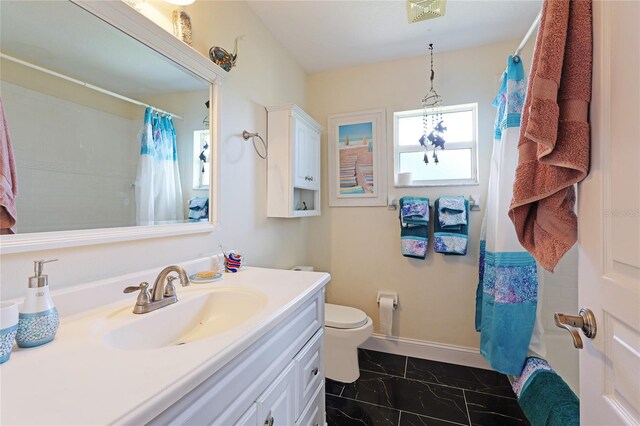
[325, 349, 530, 426]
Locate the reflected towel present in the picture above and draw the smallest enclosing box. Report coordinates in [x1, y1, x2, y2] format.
[189, 196, 208, 210]
[515, 357, 579, 426]
[0, 98, 17, 234]
[188, 196, 208, 221]
[509, 0, 592, 272]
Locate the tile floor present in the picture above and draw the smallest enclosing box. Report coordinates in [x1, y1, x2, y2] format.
[325, 349, 530, 426]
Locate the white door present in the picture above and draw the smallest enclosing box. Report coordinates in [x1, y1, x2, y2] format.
[293, 117, 310, 189]
[307, 127, 321, 191]
[578, 1, 640, 424]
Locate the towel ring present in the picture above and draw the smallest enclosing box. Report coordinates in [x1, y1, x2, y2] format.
[242, 130, 268, 159]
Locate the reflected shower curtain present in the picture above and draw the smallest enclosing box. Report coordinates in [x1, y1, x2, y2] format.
[135, 108, 184, 225]
[475, 56, 540, 375]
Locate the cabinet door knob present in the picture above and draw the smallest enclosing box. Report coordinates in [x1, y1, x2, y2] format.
[309, 176, 314, 181]
[265, 416, 274, 426]
[311, 367, 319, 376]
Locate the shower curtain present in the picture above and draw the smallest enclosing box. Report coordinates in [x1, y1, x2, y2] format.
[475, 56, 541, 375]
[135, 108, 184, 225]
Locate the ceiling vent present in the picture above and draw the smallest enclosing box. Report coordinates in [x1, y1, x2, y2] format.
[407, 0, 446, 23]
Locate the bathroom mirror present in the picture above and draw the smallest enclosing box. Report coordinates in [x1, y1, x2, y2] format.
[0, 0, 221, 251]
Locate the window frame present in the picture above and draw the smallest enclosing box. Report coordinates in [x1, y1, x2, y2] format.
[193, 129, 210, 190]
[393, 103, 479, 187]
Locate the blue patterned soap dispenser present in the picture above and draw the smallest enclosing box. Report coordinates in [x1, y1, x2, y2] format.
[16, 259, 60, 348]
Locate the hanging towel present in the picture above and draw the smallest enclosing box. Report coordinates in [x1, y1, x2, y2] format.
[434, 197, 468, 255]
[399, 197, 429, 259]
[0, 98, 18, 234]
[399, 196, 429, 225]
[437, 195, 467, 230]
[514, 357, 579, 426]
[400, 224, 428, 259]
[509, 0, 592, 272]
[476, 56, 539, 375]
[188, 196, 209, 221]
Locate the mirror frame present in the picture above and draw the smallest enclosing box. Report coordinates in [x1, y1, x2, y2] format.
[1, 0, 225, 254]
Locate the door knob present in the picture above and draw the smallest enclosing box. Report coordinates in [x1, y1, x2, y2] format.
[554, 308, 597, 349]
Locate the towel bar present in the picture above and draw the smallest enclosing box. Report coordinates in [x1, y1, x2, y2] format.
[388, 195, 479, 211]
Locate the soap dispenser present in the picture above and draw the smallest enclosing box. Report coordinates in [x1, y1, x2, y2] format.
[16, 259, 60, 348]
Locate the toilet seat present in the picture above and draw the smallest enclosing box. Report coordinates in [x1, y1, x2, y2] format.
[325, 303, 368, 329]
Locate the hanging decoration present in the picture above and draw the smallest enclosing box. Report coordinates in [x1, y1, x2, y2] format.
[199, 101, 209, 174]
[420, 43, 446, 165]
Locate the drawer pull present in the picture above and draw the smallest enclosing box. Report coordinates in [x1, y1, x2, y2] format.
[265, 415, 274, 426]
[311, 367, 319, 376]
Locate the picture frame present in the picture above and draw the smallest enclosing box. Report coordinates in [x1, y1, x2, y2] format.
[328, 109, 387, 207]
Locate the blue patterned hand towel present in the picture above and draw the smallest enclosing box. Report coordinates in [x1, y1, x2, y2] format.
[400, 224, 428, 259]
[437, 196, 467, 230]
[434, 197, 468, 255]
[399, 197, 429, 259]
[399, 196, 429, 225]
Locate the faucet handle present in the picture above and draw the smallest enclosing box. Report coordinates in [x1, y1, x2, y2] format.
[124, 282, 151, 306]
[164, 276, 178, 298]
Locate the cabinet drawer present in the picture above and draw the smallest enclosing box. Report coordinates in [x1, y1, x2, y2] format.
[257, 363, 295, 426]
[296, 382, 324, 426]
[294, 329, 324, 419]
[234, 403, 257, 426]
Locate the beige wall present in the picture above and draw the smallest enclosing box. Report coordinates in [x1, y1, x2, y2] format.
[307, 40, 534, 348]
[1, 1, 573, 358]
[0, 1, 310, 299]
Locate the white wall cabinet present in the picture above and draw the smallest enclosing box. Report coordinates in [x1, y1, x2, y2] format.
[149, 291, 325, 426]
[267, 104, 322, 217]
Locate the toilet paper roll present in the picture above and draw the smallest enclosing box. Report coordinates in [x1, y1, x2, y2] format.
[379, 297, 394, 336]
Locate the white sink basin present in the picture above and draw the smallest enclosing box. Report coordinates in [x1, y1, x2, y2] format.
[102, 287, 267, 350]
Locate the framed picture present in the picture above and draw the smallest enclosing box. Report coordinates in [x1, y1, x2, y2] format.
[328, 109, 387, 207]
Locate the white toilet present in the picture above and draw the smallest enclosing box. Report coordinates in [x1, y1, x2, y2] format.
[324, 303, 373, 383]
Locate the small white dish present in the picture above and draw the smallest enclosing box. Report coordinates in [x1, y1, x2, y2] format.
[189, 273, 223, 284]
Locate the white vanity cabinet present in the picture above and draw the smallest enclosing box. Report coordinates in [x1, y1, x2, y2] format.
[149, 290, 325, 426]
[267, 104, 322, 218]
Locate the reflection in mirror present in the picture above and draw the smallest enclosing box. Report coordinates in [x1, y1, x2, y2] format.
[0, 0, 211, 234]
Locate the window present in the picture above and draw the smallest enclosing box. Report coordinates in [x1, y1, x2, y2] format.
[393, 103, 478, 186]
[193, 130, 210, 189]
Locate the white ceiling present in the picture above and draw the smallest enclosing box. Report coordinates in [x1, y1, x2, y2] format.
[246, 0, 542, 73]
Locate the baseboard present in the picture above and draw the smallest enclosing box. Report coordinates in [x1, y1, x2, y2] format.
[360, 334, 490, 370]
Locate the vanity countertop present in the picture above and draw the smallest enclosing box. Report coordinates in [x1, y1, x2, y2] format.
[0, 260, 330, 425]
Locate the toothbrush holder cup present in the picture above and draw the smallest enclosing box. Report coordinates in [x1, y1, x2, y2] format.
[224, 252, 244, 273]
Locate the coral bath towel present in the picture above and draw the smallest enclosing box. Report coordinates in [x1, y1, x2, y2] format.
[0, 98, 18, 234]
[510, 0, 592, 272]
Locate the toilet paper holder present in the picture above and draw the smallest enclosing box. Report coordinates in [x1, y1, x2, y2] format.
[377, 291, 398, 309]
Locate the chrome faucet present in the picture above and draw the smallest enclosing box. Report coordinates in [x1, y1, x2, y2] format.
[124, 265, 190, 314]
